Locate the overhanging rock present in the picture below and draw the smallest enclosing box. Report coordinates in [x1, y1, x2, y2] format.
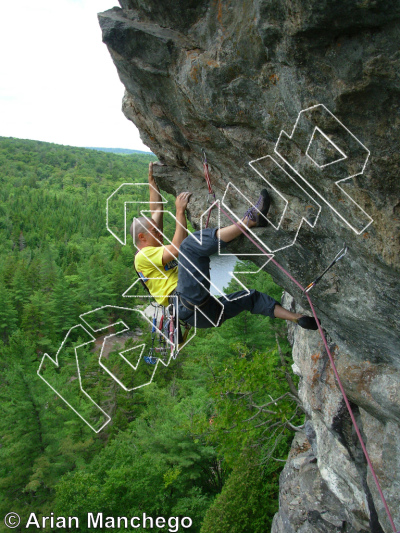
[98, 2, 400, 531]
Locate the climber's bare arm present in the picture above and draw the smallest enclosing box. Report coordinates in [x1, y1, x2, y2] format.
[162, 192, 192, 265]
[148, 162, 163, 234]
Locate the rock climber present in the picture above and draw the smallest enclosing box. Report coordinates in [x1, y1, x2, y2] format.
[130, 162, 320, 330]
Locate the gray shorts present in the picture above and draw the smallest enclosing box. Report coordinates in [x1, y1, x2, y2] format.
[176, 228, 278, 328]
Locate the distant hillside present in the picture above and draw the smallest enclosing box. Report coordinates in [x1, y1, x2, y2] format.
[0, 136, 156, 194]
[86, 146, 153, 155]
[0, 136, 153, 156]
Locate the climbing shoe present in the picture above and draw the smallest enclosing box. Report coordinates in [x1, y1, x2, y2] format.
[242, 189, 271, 227]
[297, 316, 321, 330]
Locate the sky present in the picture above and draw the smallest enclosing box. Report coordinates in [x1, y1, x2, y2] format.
[0, 0, 150, 151]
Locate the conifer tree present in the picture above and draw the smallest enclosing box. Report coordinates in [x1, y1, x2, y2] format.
[21, 290, 55, 351]
[0, 331, 47, 521]
[0, 278, 18, 342]
[11, 261, 31, 322]
[51, 274, 79, 334]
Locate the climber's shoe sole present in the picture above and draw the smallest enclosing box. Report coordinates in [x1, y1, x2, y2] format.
[297, 316, 321, 330]
[242, 189, 271, 227]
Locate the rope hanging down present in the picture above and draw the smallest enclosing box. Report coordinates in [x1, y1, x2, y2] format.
[201, 150, 399, 533]
[202, 149, 217, 228]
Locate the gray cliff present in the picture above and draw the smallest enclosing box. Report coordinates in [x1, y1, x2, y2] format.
[98, 1, 400, 531]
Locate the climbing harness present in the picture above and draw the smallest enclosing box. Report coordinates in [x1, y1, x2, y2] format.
[134, 268, 192, 364]
[304, 243, 348, 293]
[144, 302, 165, 364]
[202, 149, 217, 228]
[135, 250, 190, 364]
[142, 301, 182, 364]
[201, 151, 399, 532]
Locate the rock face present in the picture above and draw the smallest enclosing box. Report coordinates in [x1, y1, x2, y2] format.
[98, 2, 400, 531]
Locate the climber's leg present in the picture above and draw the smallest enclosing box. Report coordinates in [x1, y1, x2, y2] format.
[216, 189, 271, 242]
[177, 228, 228, 304]
[273, 305, 321, 330]
[273, 304, 302, 322]
[217, 290, 278, 322]
[177, 188, 272, 297]
[215, 294, 320, 330]
[176, 289, 276, 329]
[176, 189, 319, 330]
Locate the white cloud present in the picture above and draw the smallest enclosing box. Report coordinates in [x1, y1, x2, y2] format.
[0, 0, 151, 151]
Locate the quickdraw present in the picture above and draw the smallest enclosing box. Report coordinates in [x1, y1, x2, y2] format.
[304, 243, 348, 293]
[143, 302, 175, 364]
[142, 301, 192, 365]
[144, 302, 165, 364]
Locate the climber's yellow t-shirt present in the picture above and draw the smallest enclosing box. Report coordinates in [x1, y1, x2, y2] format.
[135, 246, 178, 306]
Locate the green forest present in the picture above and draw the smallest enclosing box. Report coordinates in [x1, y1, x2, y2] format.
[0, 137, 303, 532]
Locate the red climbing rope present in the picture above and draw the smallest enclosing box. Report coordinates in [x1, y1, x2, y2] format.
[201, 151, 398, 532]
[220, 206, 398, 533]
[202, 150, 216, 228]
